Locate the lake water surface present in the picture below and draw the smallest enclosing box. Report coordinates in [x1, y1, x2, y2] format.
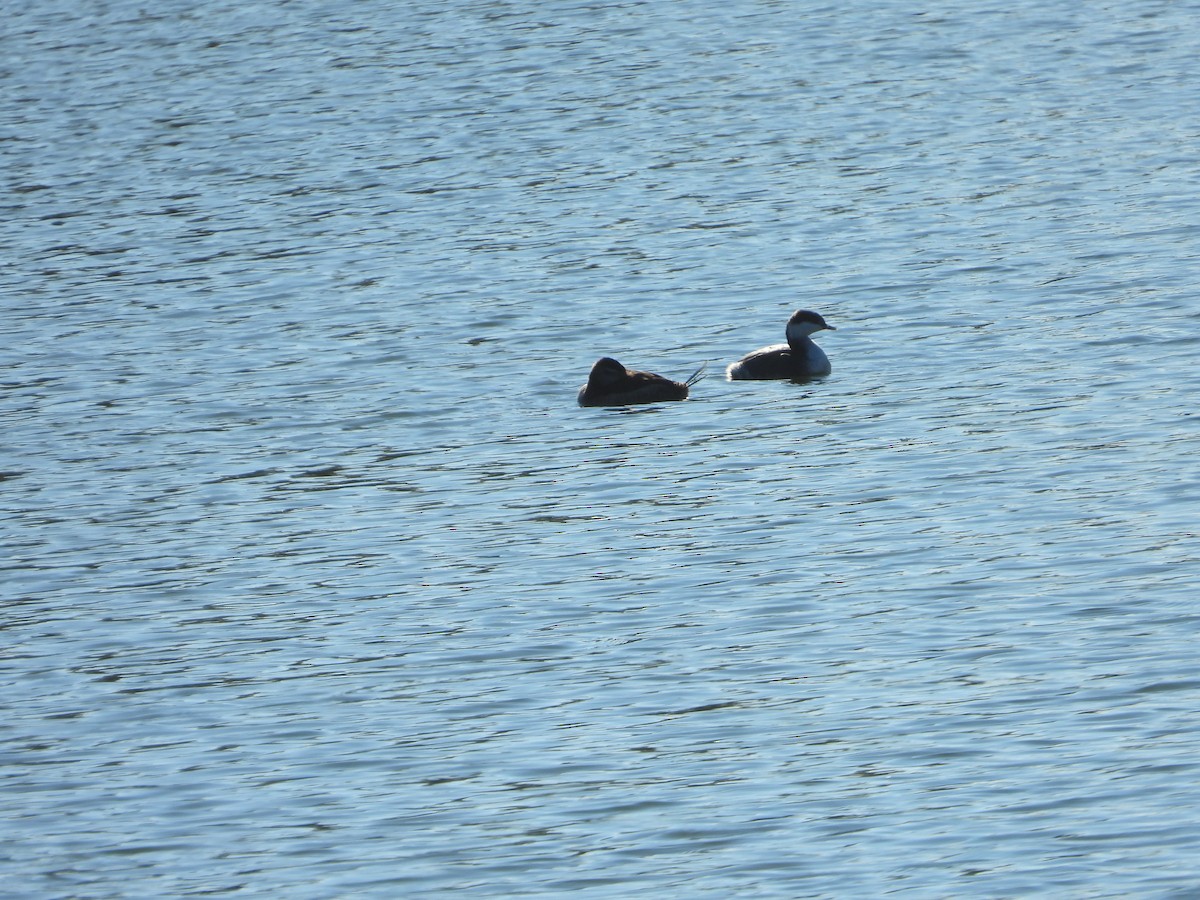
[4, 0, 1200, 896]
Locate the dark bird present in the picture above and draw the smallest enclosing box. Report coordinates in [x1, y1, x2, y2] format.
[578, 357, 706, 407]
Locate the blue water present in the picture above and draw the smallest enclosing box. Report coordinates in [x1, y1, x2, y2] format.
[4, 0, 1200, 896]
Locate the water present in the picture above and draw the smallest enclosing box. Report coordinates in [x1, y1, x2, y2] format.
[4, 0, 1200, 896]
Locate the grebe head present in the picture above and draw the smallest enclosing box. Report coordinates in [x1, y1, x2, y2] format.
[785, 309, 835, 345]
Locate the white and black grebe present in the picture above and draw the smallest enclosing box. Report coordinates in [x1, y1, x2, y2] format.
[726, 309, 836, 380]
